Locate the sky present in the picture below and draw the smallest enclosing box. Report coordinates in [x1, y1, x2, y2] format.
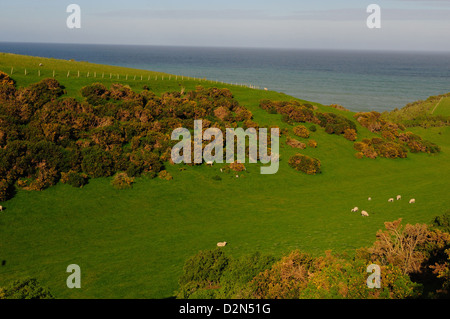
[0, 0, 449, 51]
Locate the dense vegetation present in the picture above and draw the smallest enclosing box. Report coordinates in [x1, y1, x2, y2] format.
[0, 71, 262, 200]
[177, 214, 450, 299]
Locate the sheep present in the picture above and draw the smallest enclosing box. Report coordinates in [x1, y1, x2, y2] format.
[0, 205, 2, 211]
[351, 207, 359, 212]
[397, 195, 402, 200]
[217, 242, 227, 247]
[388, 198, 394, 202]
[368, 197, 372, 201]
[235, 175, 239, 178]
[206, 161, 213, 166]
[409, 199, 416, 204]
[361, 210, 369, 217]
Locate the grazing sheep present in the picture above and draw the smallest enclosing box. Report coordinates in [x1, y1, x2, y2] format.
[388, 198, 394, 202]
[397, 195, 402, 200]
[409, 199, 416, 204]
[220, 168, 223, 172]
[0, 205, 2, 211]
[236, 175, 239, 178]
[351, 207, 359, 212]
[206, 161, 213, 166]
[368, 197, 372, 201]
[361, 210, 369, 217]
[217, 242, 227, 247]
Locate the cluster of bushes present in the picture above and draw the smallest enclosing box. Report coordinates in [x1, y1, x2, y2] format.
[177, 215, 450, 299]
[315, 112, 358, 140]
[259, 100, 357, 140]
[288, 154, 321, 175]
[398, 132, 441, 154]
[0, 77, 254, 200]
[259, 100, 315, 124]
[354, 138, 408, 159]
[354, 112, 440, 156]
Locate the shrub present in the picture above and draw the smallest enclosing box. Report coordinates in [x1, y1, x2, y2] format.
[354, 152, 364, 159]
[177, 249, 230, 299]
[293, 125, 310, 138]
[288, 154, 321, 175]
[343, 128, 357, 141]
[309, 125, 317, 132]
[111, 172, 134, 189]
[81, 147, 114, 178]
[228, 161, 246, 172]
[0, 278, 54, 299]
[286, 138, 306, 149]
[0, 71, 15, 86]
[0, 179, 15, 202]
[80, 83, 109, 105]
[308, 140, 318, 148]
[158, 170, 173, 180]
[61, 170, 88, 188]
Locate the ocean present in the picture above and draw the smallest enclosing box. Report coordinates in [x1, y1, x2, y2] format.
[0, 42, 449, 112]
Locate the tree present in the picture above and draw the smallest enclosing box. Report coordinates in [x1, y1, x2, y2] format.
[368, 219, 431, 275]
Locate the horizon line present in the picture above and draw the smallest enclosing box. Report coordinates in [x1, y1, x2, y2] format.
[1, 40, 450, 54]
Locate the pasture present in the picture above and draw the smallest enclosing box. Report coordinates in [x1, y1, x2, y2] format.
[0, 53, 449, 298]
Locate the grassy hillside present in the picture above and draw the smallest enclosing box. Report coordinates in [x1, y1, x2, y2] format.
[0, 53, 449, 299]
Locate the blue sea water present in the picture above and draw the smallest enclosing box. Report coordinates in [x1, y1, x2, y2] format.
[1, 42, 449, 112]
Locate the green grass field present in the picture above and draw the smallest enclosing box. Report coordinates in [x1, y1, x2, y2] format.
[432, 97, 450, 116]
[0, 53, 449, 298]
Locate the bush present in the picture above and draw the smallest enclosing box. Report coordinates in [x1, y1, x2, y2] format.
[309, 125, 317, 132]
[81, 147, 115, 178]
[343, 128, 357, 141]
[177, 249, 230, 299]
[61, 170, 88, 188]
[111, 172, 134, 189]
[286, 138, 306, 149]
[293, 125, 310, 138]
[288, 154, 321, 175]
[80, 83, 109, 105]
[158, 170, 173, 181]
[308, 140, 318, 148]
[0, 278, 54, 299]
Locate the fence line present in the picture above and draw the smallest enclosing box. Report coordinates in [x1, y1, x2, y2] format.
[3, 66, 262, 90]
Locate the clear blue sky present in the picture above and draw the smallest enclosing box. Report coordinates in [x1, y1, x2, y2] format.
[1, 0, 449, 51]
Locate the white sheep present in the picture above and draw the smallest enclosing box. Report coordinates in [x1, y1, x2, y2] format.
[388, 198, 394, 202]
[409, 199, 416, 204]
[217, 242, 227, 247]
[0, 205, 3, 211]
[361, 210, 369, 217]
[206, 161, 213, 166]
[368, 197, 372, 201]
[397, 195, 402, 200]
[351, 207, 359, 212]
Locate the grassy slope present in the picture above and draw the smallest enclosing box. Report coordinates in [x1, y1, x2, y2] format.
[433, 97, 450, 116]
[0, 53, 449, 298]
